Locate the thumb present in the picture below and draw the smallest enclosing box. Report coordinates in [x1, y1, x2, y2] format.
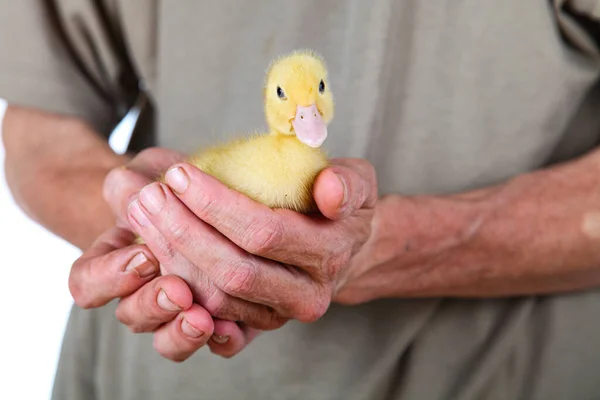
[103, 166, 154, 226]
[103, 147, 186, 224]
[313, 158, 378, 220]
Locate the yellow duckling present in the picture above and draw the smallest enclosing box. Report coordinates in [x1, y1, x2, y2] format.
[134, 50, 333, 244]
[175, 49, 334, 212]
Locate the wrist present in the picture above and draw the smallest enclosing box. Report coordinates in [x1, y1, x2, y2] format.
[3, 106, 128, 249]
[338, 189, 494, 302]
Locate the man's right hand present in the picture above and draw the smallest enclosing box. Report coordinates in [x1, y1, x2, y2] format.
[70, 226, 218, 362]
[69, 148, 259, 361]
[1, 107, 252, 360]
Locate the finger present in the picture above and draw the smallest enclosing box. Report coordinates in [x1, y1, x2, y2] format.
[208, 320, 260, 359]
[313, 158, 378, 220]
[103, 147, 185, 224]
[132, 181, 317, 323]
[152, 304, 214, 362]
[103, 166, 153, 227]
[115, 274, 193, 333]
[160, 162, 366, 269]
[125, 147, 185, 177]
[69, 227, 159, 309]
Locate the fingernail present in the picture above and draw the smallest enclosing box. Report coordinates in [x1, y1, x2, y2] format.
[212, 334, 229, 344]
[125, 253, 156, 278]
[165, 167, 189, 194]
[181, 318, 204, 338]
[157, 290, 181, 312]
[139, 183, 166, 215]
[129, 200, 151, 227]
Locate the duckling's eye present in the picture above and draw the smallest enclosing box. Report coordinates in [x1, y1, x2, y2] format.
[319, 79, 325, 94]
[276, 86, 286, 100]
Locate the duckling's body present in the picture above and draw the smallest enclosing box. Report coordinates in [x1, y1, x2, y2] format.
[189, 133, 328, 212]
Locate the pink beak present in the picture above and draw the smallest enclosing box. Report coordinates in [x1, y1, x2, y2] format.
[291, 104, 327, 148]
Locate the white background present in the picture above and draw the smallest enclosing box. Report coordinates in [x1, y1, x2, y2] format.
[0, 159, 79, 399]
[0, 123, 131, 399]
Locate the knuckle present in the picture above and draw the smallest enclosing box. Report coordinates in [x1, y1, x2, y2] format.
[294, 295, 330, 323]
[191, 188, 218, 220]
[217, 260, 258, 297]
[241, 219, 283, 255]
[320, 250, 351, 282]
[167, 218, 192, 247]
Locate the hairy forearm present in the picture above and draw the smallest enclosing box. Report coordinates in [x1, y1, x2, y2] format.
[344, 148, 600, 301]
[444, 151, 600, 296]
[3, 106, 128, 249]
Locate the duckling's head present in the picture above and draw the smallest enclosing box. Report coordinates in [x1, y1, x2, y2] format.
[264, 50, 334, 148]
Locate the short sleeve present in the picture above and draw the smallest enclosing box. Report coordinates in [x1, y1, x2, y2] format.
[0, 1, 113, 134]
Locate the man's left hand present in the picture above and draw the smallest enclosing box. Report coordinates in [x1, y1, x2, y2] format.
[126, 158, 378, 329]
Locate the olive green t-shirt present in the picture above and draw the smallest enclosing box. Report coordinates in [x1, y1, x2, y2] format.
[2, 1, 600, 399]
